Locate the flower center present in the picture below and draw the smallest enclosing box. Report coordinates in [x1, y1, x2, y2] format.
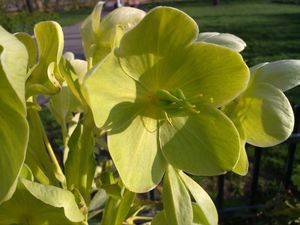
[154, 88, 200, 114]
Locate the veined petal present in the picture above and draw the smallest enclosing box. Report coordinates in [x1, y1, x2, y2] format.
[165, 43, 249, 107]
[84, 53, 148, 130]
[159, 106, 240, 176]
[232, 141, 248, 176]
[108, 116, 166, 192]
[228, 83, 294, 147]
[252, 60, 300, 92]
[117, 7, 198, 84]
[198, 32, 246, 52]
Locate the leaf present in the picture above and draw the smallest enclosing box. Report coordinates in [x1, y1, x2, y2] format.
[230, 83, 294, 147]
[25, 108, 60, 185]
[198, 32, 246, 52]
[0, 26, 28, 204]
[151, 211, 168, 225]
[65, 119, 96, 204]
[159, 106, 240, 176]
[22, 180, 85, 222]
[26, 21, 64, 96]
[252, 60, 300, 92]
[88, 189, 107, 212]
[108, 115, 166, 193]
[101, 187, 135, 225]
[163, 166, 193, 225]
[0, 166, 84, 224]
[179, 172, 218, 225]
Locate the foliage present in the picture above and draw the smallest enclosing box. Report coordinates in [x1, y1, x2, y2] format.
[0, 11, 58, 33]
[0, 1, 300, 225]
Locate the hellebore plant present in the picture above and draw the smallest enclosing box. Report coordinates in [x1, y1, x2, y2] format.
[1, 2, 300, 225]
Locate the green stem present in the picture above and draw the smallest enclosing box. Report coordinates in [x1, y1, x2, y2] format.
[42, 129, 66, 187]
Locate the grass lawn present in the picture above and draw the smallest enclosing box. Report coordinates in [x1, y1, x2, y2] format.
[142, 0, 300, 102]
[56, 8, 91, 26]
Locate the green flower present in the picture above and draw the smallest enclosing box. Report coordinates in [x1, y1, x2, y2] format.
[224, 60, 300, 175]
[81, 2, 146, 66]
[84, 7, 249, 192]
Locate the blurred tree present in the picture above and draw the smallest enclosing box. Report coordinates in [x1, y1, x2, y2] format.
[25, 0, 34, 12]
[213, 0, 220, 5]
[34, 0, 44, 11]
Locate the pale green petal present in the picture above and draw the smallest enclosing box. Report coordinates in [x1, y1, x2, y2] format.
[232, 141, 248, 176]
[81, 3, 145, 64]
[252, 60, 300, 92]
[197, 32, 219, 40]
[81, 1, 104, 59]
[159, 106, 240, 176]
[179, 172, 218, 225]
[0, 26, 28, 203]
[198, 32, 246, 52]
[84, 53, 148, 130]
[231, 83, 294, 147]
[163, 166, 192, 225]
[230, 122, 248, 176]
[14, 32, 37, 69]
[117, 7, 198, 82]
[165, 43, 249, 107]
[108, 116, 166, 192]
[26, 21, 64, 96]
[93, 7, 146, 64]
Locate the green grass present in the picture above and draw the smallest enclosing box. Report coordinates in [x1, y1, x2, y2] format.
[142, 0, 300, 102]
[56, 8, 91, 26]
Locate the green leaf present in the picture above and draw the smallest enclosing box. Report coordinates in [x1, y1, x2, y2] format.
[198, 32, 246, 52]
[26, 21, 64, 96]
[228, 83, 294, 147]
[159, 106, 240, 176]
[252, 60, 300, 92]
[151, 211, 168, 225]
[65, 119, 96, 204]
[163, 166, 193, 225]
[14, 32, 37, 69]
[0, 26, 28, 203]
[108, 115, 166, 192]
[179, 172, 218, 225]
[101, 187, 135, 225]
[25, 108, 60, 185]
[22, 179, 85, 222]
[0, 167, 84, 224]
